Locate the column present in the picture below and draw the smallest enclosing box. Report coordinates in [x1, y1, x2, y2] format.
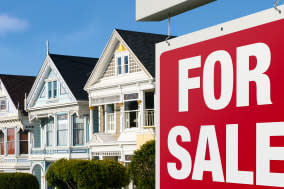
[40, 121, 45, 148]
[139, 91, 145, 129]
[89, 107, 94, 140]
[68, 112, 72, 147]
[15, 127, 21, 156]
[1, 128, 7, 156]
[28, 131, 31, 155]
[53, 115, 57, 147]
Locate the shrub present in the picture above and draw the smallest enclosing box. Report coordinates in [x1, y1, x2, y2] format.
[100, 159, 130, 188]
[0, 172, 39, 189]
[128, 140, 155, 189]
[46, 159, 130, 189]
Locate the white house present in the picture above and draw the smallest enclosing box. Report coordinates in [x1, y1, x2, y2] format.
[84, 29, 170, 164]
[0, 74, 35, 173]
[26, 52, 98, 189]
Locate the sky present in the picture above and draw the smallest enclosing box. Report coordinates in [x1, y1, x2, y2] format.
[0, 0, 282, 76]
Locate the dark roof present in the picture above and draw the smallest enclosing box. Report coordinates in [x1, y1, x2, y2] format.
[49, 54, 98, 100]
[0, 74, 35, 112]
[116, 29, 176, 77]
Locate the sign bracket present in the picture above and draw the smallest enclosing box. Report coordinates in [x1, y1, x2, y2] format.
[274, 0, 282, 14]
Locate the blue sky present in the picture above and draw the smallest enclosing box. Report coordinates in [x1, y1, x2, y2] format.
[0, 0, 282, 76]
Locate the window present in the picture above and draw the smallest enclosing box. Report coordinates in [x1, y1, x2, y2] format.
[73, 115, 84, 145]
[117, 57, 122, 75]
[53, 81, 57, 98]
[20, 130, 28, 154]
[145, 92, 155, 127]
[57, 114, 68, 146]
[124, 56, 129, 73]
[47, 81, 58, 99]
[124, 101, 138, 128]
[7, 128, 15, 155]
[106, 104, 115, 133]
[46, 118, 54, 146]
[116, 53, 129, 75]
[0, 100, 6, 110]
[0, 131, 4, 155]
[48, 82, 52, 98]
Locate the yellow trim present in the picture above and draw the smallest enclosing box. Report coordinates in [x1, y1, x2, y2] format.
[117, 44, 126, 52]
[89, 106, 94, 110]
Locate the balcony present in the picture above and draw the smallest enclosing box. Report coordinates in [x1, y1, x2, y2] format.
[144, 110, 155, 128]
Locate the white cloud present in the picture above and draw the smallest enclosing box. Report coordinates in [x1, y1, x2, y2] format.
[0, 14, 29, 35]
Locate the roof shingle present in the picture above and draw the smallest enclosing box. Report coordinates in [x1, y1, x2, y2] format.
[49, 54, 98, 100]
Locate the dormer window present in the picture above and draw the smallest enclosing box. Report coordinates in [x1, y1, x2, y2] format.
[47, 80, 58, 99]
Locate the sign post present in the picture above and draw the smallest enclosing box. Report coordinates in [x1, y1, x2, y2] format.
[156, 5, 284, 189]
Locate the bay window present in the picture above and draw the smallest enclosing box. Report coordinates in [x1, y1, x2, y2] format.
[57, 114, 68, 146]
[73, 115, 84, 145]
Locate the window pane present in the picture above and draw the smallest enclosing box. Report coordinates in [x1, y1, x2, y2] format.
[0, 100, 6, 110]
[124, 56, 129, 73]
[124, 101, 138, 111]
[117, 57, 122, 75]
[53, 81, 57, 98]
[145, 92, 154, 109]
[57, 114, 68, 146]
[47, 118, 54, 146]
[48, 82, 52, 98]
[7, 128, 15, 154]
[73, 115, 84, 145]
[20, 130, 28, 154]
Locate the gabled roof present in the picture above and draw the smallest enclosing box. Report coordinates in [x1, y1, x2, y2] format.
[0, 74, 35, 111]
[116, 29, 176, 77]
[49, 54, 98, 100]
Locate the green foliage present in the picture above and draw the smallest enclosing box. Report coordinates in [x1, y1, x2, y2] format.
[128, 140, 155, 189]
[46, 158, 130, 189]
[0, 172, 39, 189]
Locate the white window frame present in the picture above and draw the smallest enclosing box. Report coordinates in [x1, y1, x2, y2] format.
[115, 51, 130, 75]
[0, 98, 7, 111]
[45, 79, 58, 100]
[105, 104, 116, 134]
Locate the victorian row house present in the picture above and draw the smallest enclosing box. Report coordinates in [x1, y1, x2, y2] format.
[0, 29, 169, 189]
[0, 74, 35, 173]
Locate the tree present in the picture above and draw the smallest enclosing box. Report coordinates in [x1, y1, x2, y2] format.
[128, 140, 155, 189]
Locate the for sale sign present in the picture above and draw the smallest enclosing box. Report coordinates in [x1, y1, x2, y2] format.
[156, 5, 284, 189]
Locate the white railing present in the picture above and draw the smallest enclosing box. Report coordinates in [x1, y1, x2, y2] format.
[106, 113, 115, 132]
[144, 110, 155, 127]
[125, 110, 138, 128]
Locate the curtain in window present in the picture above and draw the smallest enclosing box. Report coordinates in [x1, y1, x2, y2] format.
[0, 131, 4, 155]
[7, 128, 15, 154]
[57, 114, 68, 146]
[73, 115, 84, 145]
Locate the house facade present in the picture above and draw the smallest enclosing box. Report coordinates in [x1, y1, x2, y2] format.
[26, 53, 98, 189]
[0, 74, 35, 173]
[84, 29, 167, 165]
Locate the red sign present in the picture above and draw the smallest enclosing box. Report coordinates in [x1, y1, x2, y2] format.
[158, 10, 284, 189]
